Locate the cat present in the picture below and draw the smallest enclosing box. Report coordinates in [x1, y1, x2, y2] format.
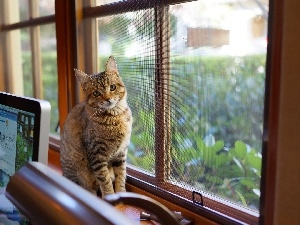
[60, 56, 132, 198]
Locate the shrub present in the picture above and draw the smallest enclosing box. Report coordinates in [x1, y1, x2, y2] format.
[100, 55, 265, 210]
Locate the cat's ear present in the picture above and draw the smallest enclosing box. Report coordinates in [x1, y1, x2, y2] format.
[74, 69, 89, 86]
[105, 56, 118, 74]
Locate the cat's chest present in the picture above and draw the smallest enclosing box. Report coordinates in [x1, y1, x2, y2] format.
[85, 112, 132, 140]
[83, 113, 131, 156]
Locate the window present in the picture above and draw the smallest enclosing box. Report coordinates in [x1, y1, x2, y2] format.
[0, 0, 291, 224]
[0, 0, 58, 135]
[76, 0, 269, 223]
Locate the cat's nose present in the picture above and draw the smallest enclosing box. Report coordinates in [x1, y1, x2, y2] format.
[102, 95, 111, 102]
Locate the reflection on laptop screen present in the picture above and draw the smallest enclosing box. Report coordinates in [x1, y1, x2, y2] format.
[0, 92, 50, 225]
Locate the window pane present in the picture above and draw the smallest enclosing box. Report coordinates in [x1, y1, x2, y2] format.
[94, 0, 268, 220]
[168, 0, 267, 212]
[39, 0, 55, 17]
[97, 9, 156, 174]
[19, 0, 29, 21]
[40, 24, 58, 134]
[21, 28, 34, 97]
[19, 0, 55, 19]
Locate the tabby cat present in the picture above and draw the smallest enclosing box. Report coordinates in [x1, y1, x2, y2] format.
[60, 56, 132, 197]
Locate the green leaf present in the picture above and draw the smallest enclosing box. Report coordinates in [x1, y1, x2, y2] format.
[207, 175, 223, 185]
[202, 145, 212, 166]
[233, 157, 244, 171]
[235, 190, 248, 207]
[239, 178, 256, 189]
[212, 140, 225, 153]
[215, 153, 228, 167]
[234, 141, 247, 159]
[247, 152, 262, 171]
[196, 138, 206, 154]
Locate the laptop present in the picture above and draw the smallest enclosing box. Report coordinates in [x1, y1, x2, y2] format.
[0, 92, 50, 225]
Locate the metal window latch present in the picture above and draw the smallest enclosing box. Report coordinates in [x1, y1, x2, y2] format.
[192, 191, 204, 206]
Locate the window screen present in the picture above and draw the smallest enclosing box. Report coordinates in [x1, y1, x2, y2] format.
[93, 0, 268, 222]
[98, 4, 157, 173]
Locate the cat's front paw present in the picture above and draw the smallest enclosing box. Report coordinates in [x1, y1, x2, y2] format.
[115, 187, 126, 193]
[100, 185, 115, 198]
[101, 190, 115, 199]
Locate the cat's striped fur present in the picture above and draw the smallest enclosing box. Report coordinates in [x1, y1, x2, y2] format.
[60, 56, 132, 197]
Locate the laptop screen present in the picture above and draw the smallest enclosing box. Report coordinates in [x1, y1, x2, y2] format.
[0, 92, 50, 225]
[0, 104, 36, 176]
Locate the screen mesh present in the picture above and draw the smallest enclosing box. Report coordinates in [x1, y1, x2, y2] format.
[96, 0, 267, 213]
[98, 5, 156, 174]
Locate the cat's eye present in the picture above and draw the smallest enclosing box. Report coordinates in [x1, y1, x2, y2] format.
[93, 90, 101, 97]
[110, 84, 116, 91]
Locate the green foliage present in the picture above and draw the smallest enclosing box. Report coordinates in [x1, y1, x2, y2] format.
[105, 55, 265, 210]
[127, 110, 155, 173]
[169, 55, 266, 151]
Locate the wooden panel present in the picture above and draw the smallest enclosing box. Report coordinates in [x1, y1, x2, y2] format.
[272, 0, 300, 224]
[29, 0, 43, 99]
[55, 0, 77, 128]
[0, 0, 23, 94]
[48, 148, 62, 174]
[76, 0, 98, 101]
[259, 0, 283, 224]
